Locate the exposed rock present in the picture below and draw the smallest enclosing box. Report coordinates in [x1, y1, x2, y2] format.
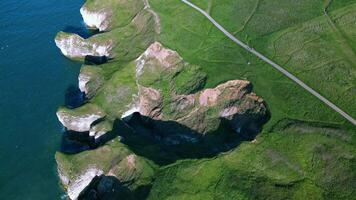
[121, 105, 140, 119]
[80, 7, 110, 32]
[55, 0, 159, 63]
[89, 120, 113, 140]
[56, 140, 156, 200]
[80, 0, 144, 31]
[126, 154, 137, 169]
[54, 0, 269, 197]
[137, 42, 206, 95]
[78, 66, 105, 99]
[56, 103, 106, 132]
[77, 175, 134, 200]
[66, 167, 104, 200]
[56, 8, 157, 62]
[78, 73, 90, 95]
[138, 86, 163, 120]
[55, 32, 113, 59]
[138, 42, 182, 69]
[54, 1, 159, 141]
[135, 42, 268, 142]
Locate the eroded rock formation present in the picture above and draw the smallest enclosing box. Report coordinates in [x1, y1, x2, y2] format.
[54, 0, 269, 199]
[56, 140, 156, 200]
[55, 0, 157, 61]
[57, 103, 106, 133]
[55, 32, 113, 59]
[134, 42, 268, 143]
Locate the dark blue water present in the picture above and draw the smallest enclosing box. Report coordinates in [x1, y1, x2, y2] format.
[0, 0, 88, 199]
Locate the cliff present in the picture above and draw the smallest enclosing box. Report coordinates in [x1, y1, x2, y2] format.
[54, 0, 269, 199]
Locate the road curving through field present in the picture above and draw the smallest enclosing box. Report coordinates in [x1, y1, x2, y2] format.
[181, 0, 356, 125]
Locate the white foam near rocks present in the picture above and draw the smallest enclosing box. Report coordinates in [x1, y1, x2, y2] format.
[80, 7, 109, 31]
[67, 168, 103, 200]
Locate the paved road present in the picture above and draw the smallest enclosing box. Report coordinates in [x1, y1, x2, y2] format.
[181, 0, 356, 125]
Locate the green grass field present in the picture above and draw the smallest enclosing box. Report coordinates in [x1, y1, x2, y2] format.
[57, 0, 356, 198]
[148, 120, 355, 199]
[150, 0, 355, 125]
[144, 0, 356, 198]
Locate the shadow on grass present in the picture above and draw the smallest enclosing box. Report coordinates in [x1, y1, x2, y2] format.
[117, 112, 269, 165]
[60, 110, 269, 164]
[84, 55, 112, 65]
[58, 111, 269, 198]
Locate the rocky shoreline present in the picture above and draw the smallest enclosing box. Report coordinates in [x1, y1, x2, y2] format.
[54, 0, 269, 199]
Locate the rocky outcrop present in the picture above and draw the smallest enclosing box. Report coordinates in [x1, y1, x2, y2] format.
[57, 42, 268, 144]
[138, 86, 163, 120]
[134, 42, 268, 143]
[55, 0, 269, 198]
[80, 7, 110, 32]
[56, 5, 157, 61]
[63, 167, 104, 200]
[80, 0, 144, 31]
[56, 140, 156, 200]
[56, 103, 106, 132]
[89, 120, 113, 140]
[77, 175, 134, 200]
[78, 65, 105, 99]
[55, 32, 113, 59]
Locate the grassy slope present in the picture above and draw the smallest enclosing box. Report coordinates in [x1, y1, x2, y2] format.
[57, 0, 355, 198]
[149, 121, 355, 199]
[258, 3, 356, 118]
[150, 0, 352, 127]
[210, 0, 356, 117]
[83, 0, 145, 29]
[90, 61, 138, 119]
[56, 139, 157, 190]
[147, 0, 356, 199]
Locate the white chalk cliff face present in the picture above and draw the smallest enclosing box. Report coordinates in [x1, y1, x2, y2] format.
[55, 32, 113, 59]
[89, 121, 113, 140]
[62, 167, 104, 200]
[56, 104, 106, 132]
[78, 66, 105, 99]
[57, 112, 104, 132]
[78, 73, 91, 95]
[80, 7, 110, 31]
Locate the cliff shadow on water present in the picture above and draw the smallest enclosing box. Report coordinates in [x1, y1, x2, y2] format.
[65, 85, 85, 109]
[59, 111, 270, 165]
[62, 25, 99, 39]
[62, 26, 111, 65]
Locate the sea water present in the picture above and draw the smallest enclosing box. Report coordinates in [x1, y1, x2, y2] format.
[0, 0, 89, 199]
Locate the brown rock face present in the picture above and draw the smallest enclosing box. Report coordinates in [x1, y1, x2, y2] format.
[134, 42, 269, 144]
[176, 80, 267, 135]
[138, 86, 163, 120]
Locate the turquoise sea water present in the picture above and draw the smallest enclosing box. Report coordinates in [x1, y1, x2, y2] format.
[0, 0, 88, 199]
